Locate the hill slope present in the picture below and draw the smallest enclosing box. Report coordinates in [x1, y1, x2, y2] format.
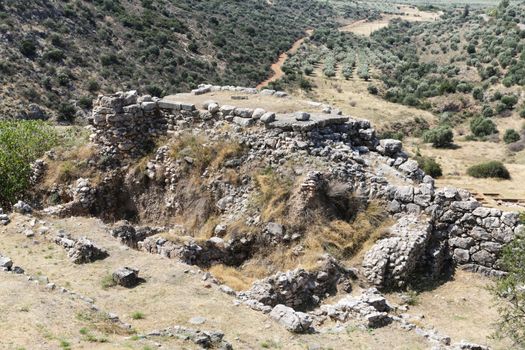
[0, 0, 339, 121]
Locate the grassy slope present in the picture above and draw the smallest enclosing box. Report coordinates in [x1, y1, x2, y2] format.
[0, 0, 337, 121]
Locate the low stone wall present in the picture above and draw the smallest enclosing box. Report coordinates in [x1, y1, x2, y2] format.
[90, 91, 198, 158]
[90, 90, 380, 160]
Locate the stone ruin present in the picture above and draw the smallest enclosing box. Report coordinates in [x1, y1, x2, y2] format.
[84, 87, 524, 288]
[17, 85, 524, 345]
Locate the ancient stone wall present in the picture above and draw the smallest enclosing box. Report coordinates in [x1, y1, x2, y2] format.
[90, 89, 380, 160]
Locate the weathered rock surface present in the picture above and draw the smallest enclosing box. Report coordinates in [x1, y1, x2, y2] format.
[146, 325, 232, 349]
[269, 304, 313, 333]
[112, 267, 140, 287]
[54, 234, 108, 264]
[363, 215, 433, 289]
[239, 257, 354, 311]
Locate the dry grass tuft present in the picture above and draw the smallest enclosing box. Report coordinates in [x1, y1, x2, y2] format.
[209, 265, 255, 291]
[168, 133, 245, 174]
[42, 144, 99, 187]
[253, 167, 294, 222]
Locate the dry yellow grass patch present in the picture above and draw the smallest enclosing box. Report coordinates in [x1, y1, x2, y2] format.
[42, 143, 99, 187]
[253, 168, 294, 222]
[208, 265, 256, 291]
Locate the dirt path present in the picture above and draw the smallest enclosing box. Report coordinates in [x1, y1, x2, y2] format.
[257, 5, 440, 88]
[257, 29, 313, 89]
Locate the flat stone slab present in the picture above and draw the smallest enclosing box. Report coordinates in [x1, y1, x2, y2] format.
[268, 113, 349, 131]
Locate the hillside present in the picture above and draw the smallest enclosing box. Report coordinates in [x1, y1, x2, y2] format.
[0, 0, 339, 121]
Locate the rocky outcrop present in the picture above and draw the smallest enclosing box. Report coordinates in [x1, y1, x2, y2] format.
[145, 325, 232, 349]
[43, 178, 97, 217]
[110, 224, 160, 249]
[311, 288, 392, 328]
[13, 200, 32, 214]
[0, 208, 10, 226]
[139, 235, 255, 267]
[269, 304, 313, 333]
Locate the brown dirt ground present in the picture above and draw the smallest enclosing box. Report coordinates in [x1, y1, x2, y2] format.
[0, 214, 511, 349]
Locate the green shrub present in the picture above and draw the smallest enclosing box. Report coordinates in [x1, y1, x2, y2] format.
[87, 80, 100, 92]
[415, 155, 443, 178]
[467, 161, 510, 179]
[146, 85, 163, 97]
[470, 116, 497, 137]
[472, 87, 484, 101]
[492, 230, 525, 346]
[367, 85, 378, 95]
[78, 96, 93, 109]
[503, 129, 521, 144]
[482, 105, 494, 118]
[43, 49, 65, 62]
[57, 103, 76, 123]
[0, 121, 58, 206]
[100, 53, 119, 66]
[422, 126, 454, 148]
[19, 39, 36, 57]
[501, 94, 518, 109]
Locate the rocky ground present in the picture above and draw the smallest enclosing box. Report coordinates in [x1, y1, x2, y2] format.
[0, 85, 521, 349]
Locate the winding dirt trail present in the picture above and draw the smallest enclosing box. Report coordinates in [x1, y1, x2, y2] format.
[257, 29, 313, 89]
[257, 6, 440, 89]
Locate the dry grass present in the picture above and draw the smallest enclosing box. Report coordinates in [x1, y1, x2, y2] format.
[169, 132, 245, 174]
[208, 265, 256, 291]
[42, 144, 99, 187]
[253, 168, 294, 222]
[302, 201, 392, 263]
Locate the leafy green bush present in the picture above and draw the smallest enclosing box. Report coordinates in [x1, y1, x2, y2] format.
[57, 103, 77, 122]
[467, 161, 510, 179]
[422, 126, 454, 148]
[415, 155, 443, 178]
[78, 96, 93, 109]
[367, 85, 378, 95]
[472, 87, 484, 101]
[501, 94, 518, 109]
[492, 230, 525, 346]
[0, 121, 58, 206]
[470, 116, 497, 137]
[503, 129, 521, 144]
[87, 80, 100, 93]
[19, 39, 36, 57]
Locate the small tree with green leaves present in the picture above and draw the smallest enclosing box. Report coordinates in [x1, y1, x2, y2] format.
[492, 228, 525, 347]
[470, 116, 497, 137]
[0, 121, 58, 206]
[422, 126, 454, 148]
[504, 129, 521, 144]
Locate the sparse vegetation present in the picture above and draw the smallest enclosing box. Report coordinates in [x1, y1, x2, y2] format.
[131, 311, 145, 320]
[101, 274, 117, 289]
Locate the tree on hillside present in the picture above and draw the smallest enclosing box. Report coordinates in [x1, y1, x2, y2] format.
[463, 5, 470, 18]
